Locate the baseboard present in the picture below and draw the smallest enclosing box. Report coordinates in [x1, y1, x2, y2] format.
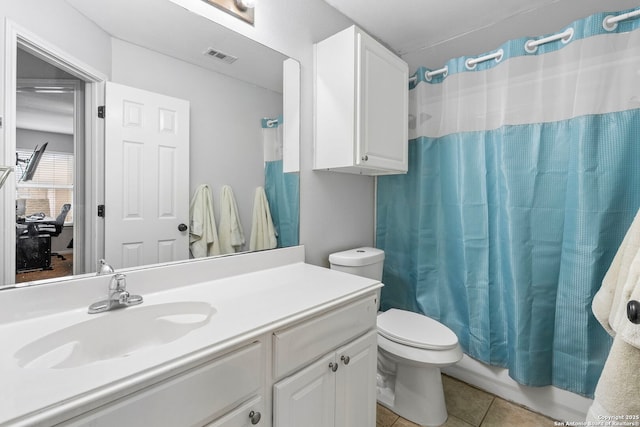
[441, 354, 592, 422]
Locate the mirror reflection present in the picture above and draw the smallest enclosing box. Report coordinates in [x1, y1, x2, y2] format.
[4, 0, 299, 289]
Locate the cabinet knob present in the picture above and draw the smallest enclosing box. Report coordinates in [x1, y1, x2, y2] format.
[361, 155, 369, 161]
[341, 355, 350, 365]
[249, 410, 261, 424]
[329, 362, 339, 372]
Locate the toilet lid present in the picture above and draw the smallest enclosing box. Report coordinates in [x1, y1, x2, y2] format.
[377, 309, 459, 350]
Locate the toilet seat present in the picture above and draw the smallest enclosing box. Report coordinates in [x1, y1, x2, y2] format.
[377, 309, 458, 350]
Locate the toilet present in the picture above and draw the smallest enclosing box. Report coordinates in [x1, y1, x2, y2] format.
[329, 247, 462, 427]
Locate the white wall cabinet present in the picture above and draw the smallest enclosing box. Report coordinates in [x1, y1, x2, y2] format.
[273, 330, 377, 427]
[314, 25, 409, 176]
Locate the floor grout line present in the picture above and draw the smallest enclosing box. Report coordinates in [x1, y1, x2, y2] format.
[379, 374, 560, 427]
[477, 396, 496, 427]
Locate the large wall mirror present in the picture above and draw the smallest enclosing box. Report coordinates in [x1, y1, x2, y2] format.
[1, 0, 300, 289]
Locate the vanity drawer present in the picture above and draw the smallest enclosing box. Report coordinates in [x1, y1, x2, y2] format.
[273, 295, 377, 379]
[204, 396, 264, 427]
[60, 341, 263, 427]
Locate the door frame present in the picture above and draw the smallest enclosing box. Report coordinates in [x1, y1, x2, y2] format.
[17, 76, 83, 264]
[2, 19, 107, 286]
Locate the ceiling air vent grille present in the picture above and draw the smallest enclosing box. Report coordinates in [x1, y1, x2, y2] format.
[204, 47, 238, 64]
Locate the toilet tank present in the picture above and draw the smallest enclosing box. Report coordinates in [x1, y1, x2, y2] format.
[329, 247, 384, 281]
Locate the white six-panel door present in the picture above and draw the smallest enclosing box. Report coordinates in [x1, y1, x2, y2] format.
[104, 82, 189, 269]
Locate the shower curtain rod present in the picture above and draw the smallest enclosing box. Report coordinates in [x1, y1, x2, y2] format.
[409, 8, 640, 84]
[603, 9, 640, 30]
[465, 49, 504, 70]
[525, 28, 573, 53]
[409, 66, 449, 84]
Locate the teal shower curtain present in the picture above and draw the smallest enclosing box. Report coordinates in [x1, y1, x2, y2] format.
[376, 9, 640, 397]
[262, 117, 299, 248]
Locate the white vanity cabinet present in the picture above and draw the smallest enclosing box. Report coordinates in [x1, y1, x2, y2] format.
[1, 253, 384, 427]
[273, 331, 377, 427]
[314, 25, 409, 175]
[272, 296, 378, 427]
[59, 342, 266, 427]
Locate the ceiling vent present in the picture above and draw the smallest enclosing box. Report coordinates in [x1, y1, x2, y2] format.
[203, 47, 238, 64]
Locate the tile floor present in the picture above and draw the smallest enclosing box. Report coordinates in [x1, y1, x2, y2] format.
[377, 375, 558, 427]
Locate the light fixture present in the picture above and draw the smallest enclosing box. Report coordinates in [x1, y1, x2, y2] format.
[204, 0, 255, 25]
[235, 0, 256, 11]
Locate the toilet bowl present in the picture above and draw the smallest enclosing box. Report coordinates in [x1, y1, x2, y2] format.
[329, 248, 462, 427]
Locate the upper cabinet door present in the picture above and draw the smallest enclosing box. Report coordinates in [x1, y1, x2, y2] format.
[314, 26, 408, 176]
[356, 31, 408, 173]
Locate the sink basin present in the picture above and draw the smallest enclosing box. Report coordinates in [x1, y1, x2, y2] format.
[14, 301, 216, 370]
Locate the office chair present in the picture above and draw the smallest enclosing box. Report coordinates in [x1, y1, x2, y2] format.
[48, 204, 71, 260]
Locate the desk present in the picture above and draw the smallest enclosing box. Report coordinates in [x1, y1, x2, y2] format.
[17, 216, 57, 234]
[16, 234, 51, 272]
[16, 216, 58, 272]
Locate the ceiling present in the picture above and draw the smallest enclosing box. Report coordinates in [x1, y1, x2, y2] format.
[64, 0, 286, 93]
[322, 0, 640, 72]
[17, 49, 77, 135]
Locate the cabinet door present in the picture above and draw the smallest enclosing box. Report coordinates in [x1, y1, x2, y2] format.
[273, 353, 336, 427]
[334, 330, 378, 427]
[356, 30, 408, 173]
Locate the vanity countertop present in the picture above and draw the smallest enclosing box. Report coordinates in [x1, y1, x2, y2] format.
[0, 258, 380, 426]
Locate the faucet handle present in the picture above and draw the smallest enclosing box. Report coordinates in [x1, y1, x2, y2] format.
[109, 273, 127, 291]
[118, 290, 131, 305]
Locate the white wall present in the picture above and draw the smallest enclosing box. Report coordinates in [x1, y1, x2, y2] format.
[0, 1, 111, 281]
[16, 129, 73, 154]
[0, 2, 111, 79]
[110, 39, 282, 248]
[0, 2, 112, 160]
[2, 0, 375, 271]
[170, 0, 377, 266]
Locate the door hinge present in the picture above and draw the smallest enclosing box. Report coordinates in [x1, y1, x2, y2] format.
[98, 106, 105, 119]
[98, 205, 105, 217]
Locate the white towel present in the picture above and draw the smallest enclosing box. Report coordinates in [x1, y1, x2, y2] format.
[592, 208, 640, 346]
[188, 184, 220, 258]
[588, 338, 640, 420]
[218, 185, 245, 254]
[589, 208, 640, 421]
[249, 187, 277, 251]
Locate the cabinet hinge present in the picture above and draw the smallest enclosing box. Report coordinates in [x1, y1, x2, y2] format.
[98, 106, 105, 119]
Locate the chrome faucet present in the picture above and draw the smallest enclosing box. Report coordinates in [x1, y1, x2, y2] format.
[96, 259, 115, 275]
[88, 273, 144, 314]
